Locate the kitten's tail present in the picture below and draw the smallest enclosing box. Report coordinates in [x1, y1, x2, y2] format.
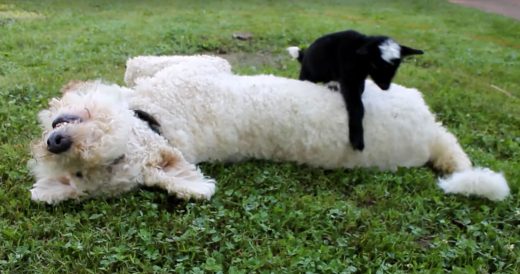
[286, 46, 305, 63]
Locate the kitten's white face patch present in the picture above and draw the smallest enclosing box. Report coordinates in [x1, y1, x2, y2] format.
[379, 39, 401, 64]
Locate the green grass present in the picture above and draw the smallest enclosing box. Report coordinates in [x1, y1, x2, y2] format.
[1, 0, 519, 272]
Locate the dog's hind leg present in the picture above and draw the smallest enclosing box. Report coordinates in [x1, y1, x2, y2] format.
[124, 55, 232, 87]
[429, 127, 471, 174]
[430, 127, 509, 201]
[143, 147, 216, 200]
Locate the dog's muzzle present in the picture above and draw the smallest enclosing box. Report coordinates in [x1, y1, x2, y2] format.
[46, 114, 83, 154]
[47, 131, 73, 154]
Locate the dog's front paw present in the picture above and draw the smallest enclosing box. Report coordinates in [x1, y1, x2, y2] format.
[31, 188, 59, 204]
[171, 179, 216, 200]
[30, 187, 79, 205]
[30, 178, 81, 205]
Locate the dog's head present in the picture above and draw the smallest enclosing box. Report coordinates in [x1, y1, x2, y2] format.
[357, 38, 423, 90]
[32, 81, 134, 175]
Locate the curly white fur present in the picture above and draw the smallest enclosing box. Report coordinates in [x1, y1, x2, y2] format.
[29, 55, 509, 204]
[29, 80, 216, 204]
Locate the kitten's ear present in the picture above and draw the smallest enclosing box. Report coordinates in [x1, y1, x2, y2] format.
[400, 45, 424, 57]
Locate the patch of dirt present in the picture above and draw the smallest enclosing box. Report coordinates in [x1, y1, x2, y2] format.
[471, 34, 520, 49]
[449, 0, 520, 20]
[0, 4, 45, 22]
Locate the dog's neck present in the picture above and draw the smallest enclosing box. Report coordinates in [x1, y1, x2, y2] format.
[133, 109, 161, 135]
[109, 154, 126, 166]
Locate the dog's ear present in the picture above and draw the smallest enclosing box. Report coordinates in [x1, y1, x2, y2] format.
[400, 45, 424, 57]
[60, 80, 88, 94]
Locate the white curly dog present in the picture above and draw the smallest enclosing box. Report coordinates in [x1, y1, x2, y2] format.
[29, 55, 509, 204]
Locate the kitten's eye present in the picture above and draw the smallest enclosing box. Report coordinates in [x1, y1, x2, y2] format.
[75, 171, 83, 178]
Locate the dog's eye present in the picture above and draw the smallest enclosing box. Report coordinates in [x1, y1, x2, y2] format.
[52, 114, 83, 129]
[75, 171, 83, 178]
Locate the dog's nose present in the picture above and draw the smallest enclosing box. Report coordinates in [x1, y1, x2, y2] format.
[47, 132, 73, 154]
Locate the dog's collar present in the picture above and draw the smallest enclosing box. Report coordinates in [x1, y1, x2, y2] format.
[110, 154, 126, 166]
[133, 109, 161, 135]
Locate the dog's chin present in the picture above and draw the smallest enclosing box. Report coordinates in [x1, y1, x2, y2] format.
[77, 140, 128, 167]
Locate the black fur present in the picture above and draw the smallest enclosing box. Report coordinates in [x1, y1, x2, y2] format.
[292, 30, 423, 151]
[133, 109, 162, 135]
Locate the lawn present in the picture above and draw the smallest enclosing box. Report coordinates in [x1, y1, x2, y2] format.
[0, 0, 519, 272]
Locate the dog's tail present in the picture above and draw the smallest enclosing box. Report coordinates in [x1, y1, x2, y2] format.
[430, 127, 509, 201]
[286, 46, 305, 63]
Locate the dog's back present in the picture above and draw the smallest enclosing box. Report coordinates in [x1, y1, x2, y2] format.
[130, 61, 436, 170]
